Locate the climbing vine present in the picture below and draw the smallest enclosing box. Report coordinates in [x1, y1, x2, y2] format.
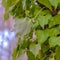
[2, 0, 60, 60]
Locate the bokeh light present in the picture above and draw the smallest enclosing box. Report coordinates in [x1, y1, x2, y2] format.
[0, 29, 15, 48]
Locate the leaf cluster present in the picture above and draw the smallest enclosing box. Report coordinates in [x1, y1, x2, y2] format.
[2, 0, 60, 60]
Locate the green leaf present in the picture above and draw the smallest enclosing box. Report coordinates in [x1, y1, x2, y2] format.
[11, 0, 25, 18]
[49, 55, 55, 60]
[27, 51, 36, 60]
[45, 27, 60, 37]
[2, 0, 25, 19]
[49, 0, 60, 9]
[12, 40, 25, 59]
[35, 10, 52, 28]
[16, 49, 25, 59]
[2, 0, 19, 9]
[32, 21, 39, 29]
[49, 57, 55, 60]
[41, 44, 49, 53]
[36, 30, 49, 45]
[38, 0, 52, 10]
[38, 13, 51, 28]
[14, 18, 32, 38]
[34, 5, 41, 17]
[17, 52, 28, 60]
[29, 4, 36, 17]
[12, 48, 17, 60]
[55, 46, 60, 60]
[21, 40, 28, 49]
[49, 14, 60, 28]
[49, 0, 58, 9]
[30, 43, 41, 57]
[49, 37, 60, 47]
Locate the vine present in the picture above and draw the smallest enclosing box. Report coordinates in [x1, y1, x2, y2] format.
[2, 0, 60, 60]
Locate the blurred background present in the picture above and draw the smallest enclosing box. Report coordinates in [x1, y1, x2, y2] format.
[0, 0, 17, 60]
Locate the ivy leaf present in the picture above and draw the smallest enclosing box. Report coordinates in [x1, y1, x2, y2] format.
[2, 0, 19, 9]
[38, 0, 52, 10]
[45, 27, 60, 37]
[49, 0, 58, 9]
[17, 52, 28, 60]
[49, 14, 60, 28]
[49, 0, 60, 9]
[11, 1, 25, 18]
[49, 54, 55, 60]
[27, 51, 36, 60]
[32, 21, 39, 29]
[33, 4, 41, 18]
[12, 39, 25, 60]
[55, 46, 60, 60]
[14, 18, 32, 38]
[49, 57, 55, 60]
[35, 10, 52, 28]
[41, 44, 49, 53]
[38, 14, 51, 28]
[36, 30, 49, 45]
[30, 43, 41, 57]
[21, 40, 28, 49]
[49, 37, 60, 47]
[29, 4, 36, 18]
[2, 0, 25, 19]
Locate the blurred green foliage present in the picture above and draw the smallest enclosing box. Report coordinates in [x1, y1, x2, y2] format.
[2, 0, 60, 60]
